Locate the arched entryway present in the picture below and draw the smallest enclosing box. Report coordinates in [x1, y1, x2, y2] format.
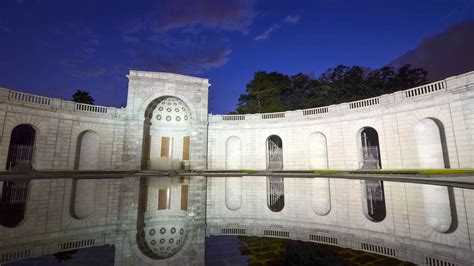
[6, 124, 36, 170]
[0, 180, 29, 227]
[266, 135, 283, 170]
[142, 96, 192, 170]
[358, 127, 381, 169]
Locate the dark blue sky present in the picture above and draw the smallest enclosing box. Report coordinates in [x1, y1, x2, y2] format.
[1, 0, 473, 114]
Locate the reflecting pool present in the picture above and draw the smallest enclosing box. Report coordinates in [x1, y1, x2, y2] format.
[0, 175, 472, 265]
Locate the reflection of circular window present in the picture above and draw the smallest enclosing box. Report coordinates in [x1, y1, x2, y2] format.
[173, 103, 177, 105]
[167, 102, 171, 105]
[151, 240, 156, 245]
[169, 238, 174, 244]
[184, 115, 188, 120]
[182, 107, 185, 111]
[160, 247, 164, 251]
[167, 247, 171, 250]
[160, 228, 166, 234]
[156, 115, 161, 120]
[178, 102, 182, 105]
[166, 116, 171, 121]
[159, 107, 163, 111]
[149, 229, 155, 235]
[171, 227, 176, 234]
[177, 240, 181, 244]
[153, 248, 158, 252]
[167, 108, 172, 112]
[160, 238, 165, 244]
[176, 116, 181, 121]
[175, 108, 180, 112]
[180, 228, 184, 235]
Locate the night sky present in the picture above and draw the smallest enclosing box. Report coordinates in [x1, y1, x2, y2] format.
[1, 0, 473, 114]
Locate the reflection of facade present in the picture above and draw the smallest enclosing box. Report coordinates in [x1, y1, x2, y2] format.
[0, 176, 207, 265]
[0, 71, 473, 172]
[207, 177, 474, 265]
[0, 176, 472, 265]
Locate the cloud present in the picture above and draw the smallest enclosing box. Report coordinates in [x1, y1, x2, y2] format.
[284, 15, 300, 24]
[390, 20, 474, 81]
[139, 44, 232, 74]
[254, 24, 280, 41]
[124, 0, 255, 34]
[254, 13, 300, 41]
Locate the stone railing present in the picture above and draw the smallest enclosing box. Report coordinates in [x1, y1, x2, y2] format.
[0, 88, 120, 116]
[210, 71, 473, 123]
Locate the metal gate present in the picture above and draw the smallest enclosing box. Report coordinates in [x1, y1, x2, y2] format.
[6, 144, 34, 170]
[267, 177, 284, 212]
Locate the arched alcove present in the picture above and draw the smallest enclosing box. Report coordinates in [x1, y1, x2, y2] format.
[0, 180, 29, 227]
[72, 131, 99, 219]
[422, 184, 457, 233]
[142, 96, 192, 170]
[415, 118, 450, 169]
[308, 132, 328, 169]
[266, 135, 283, 170]
[75, 130, 100, 170]
[310, 178, 331, 216]
[225, 177, 242, 211]
[361, 180, 386, 222]
[358, 127, 381, 169]
[225, 136, 242, 170]
[267, 177, 284, 212]
[6, 124, 36, 170]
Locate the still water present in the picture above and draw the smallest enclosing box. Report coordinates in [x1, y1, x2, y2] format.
[0, 176, 472, 265]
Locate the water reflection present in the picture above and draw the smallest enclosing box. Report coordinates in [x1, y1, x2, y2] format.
[0, 176, 472, 265]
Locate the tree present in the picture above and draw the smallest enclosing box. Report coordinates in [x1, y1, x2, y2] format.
[235, 65, 428, 114]
[72, 90, 95, 105]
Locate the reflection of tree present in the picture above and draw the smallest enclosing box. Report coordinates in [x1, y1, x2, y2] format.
[54, 249, 78, 262]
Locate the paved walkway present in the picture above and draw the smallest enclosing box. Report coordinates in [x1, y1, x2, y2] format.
[1, 170, 473, 189]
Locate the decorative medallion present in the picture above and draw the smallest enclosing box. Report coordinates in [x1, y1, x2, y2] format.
[160, 238, 165, 244]
[175, 108, 180, 112]
[169, 238, 174, 244]
[160, 227, 166, 234]
[167, 108, 172, 112]
[156, 115, 162, 120]
[166, 116, 171, 121]
[151, 240, 156, 245]
[180, 228, 184, 235]
[149, 229, 155, 235]
[176, 116, 181, 121]
[171, 227, 176, 234]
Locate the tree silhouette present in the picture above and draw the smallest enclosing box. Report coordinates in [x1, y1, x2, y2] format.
[72, 90, 95, 104]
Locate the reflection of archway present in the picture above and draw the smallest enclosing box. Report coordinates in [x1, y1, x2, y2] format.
[267, 177, 284, 212]
[0, 180, 29, 227]
[6, 124, 36, 170]
[358, 127, 381, 169]
[266, 135, 283, 170]
[142, 96, 192, 170]
[415, 118, 450, 169]
[361, 180, 386, 222]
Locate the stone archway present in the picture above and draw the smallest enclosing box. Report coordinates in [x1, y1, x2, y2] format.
[6, 124, 36, 170]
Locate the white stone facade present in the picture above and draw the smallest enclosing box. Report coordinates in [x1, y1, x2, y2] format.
[0, 70, 473, 171]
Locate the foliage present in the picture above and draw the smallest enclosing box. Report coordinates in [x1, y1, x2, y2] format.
[236, 64, 427, 114]
[72, 90, 95, 105]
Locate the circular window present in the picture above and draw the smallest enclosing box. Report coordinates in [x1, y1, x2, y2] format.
[151, 240, 156, 245]
[167, 108, 172, 112]
[149, 229, 155, 236]
[160, 228, 166, 234]
[166, 116, 171, 121]
[156, 115, 162, 120]
[176, 116, 181, 121]
[171, 227, 176, 234]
